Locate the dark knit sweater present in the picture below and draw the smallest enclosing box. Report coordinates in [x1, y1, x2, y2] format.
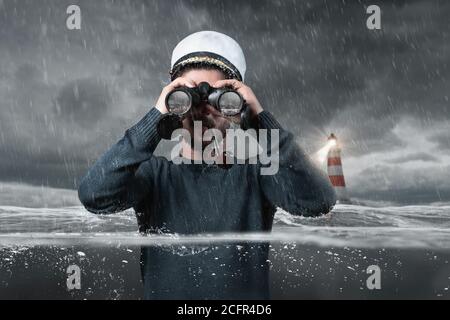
[78, 107, 336, 299]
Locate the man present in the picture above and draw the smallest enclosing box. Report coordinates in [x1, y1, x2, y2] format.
[78, 31, 336, 299]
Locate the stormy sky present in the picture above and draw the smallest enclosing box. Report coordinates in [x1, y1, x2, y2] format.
[0, 0, 449, 206]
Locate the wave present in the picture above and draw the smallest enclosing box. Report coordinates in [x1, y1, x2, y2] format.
[0, 204, 450, 249]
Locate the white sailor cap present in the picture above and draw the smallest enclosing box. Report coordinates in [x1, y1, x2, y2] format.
[170, 31, 247, 82]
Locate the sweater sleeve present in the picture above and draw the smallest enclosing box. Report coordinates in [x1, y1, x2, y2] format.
[257, 111, 336, 217]
[78, 107, 162, 214]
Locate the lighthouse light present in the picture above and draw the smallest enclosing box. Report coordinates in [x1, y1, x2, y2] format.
[329, 139, 337, 147]
[315, 139, 338, 164]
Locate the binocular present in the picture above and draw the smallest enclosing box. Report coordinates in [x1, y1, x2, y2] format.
[166, 82, 244, 116]
[157, 82, 256, 139]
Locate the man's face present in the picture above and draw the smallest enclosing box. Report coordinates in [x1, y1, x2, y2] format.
[179, 69, 239, 148]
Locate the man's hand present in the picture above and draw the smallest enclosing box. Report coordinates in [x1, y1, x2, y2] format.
[155, 77, 196, 114]
[212, 79, 264, 115]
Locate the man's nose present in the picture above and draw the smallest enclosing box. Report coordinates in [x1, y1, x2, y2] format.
[193, 102, 215, 116]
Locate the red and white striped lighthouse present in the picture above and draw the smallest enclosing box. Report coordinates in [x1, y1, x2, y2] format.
[327, 133, 351, 203]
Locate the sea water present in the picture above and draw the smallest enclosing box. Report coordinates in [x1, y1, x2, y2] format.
[1, 204, 450, 299]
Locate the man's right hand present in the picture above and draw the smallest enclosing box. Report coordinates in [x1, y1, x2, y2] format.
[155, 77, 197, 114]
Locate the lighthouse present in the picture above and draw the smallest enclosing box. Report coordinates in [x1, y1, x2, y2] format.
[327, 134, 351, 204]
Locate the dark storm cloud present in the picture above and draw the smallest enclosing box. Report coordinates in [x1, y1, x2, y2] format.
[385, 152, 440, 164]
[429, 131, 450, 153]
[55, 78, 112, 127]
[0, 0, 449, 203]
[15, 63, 42, 83]
[349, 164, 450, 204]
